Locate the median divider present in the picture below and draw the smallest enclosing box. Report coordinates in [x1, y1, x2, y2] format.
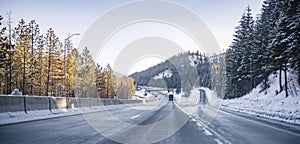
[68, 98, 79, 109]
[77, 98, 90, 108]
[0, 95, 143, 113]
[0, 96, 24, 113]
[50, 97, 67, 109]
[26, 96, 49, 111]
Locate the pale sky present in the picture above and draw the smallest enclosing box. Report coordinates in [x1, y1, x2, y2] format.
[0, 0, 264, 74]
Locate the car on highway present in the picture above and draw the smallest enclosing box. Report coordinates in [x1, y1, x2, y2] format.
[168, 93, 174, 101]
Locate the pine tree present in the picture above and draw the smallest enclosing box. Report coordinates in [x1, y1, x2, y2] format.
[285, 0, 300, 85]
[225, 6, 255, 98]
[35, 34, 46, 96]
[6, 12, 14, 94]
[70, 48, 81, 97]
[95, 64, 105, 98]
[0, 15, 8, 94]
[28, 20, 40, 95]
[252, 0, 275, 93]
[77, 47, 96, 98]
[225, 49, 238, 98]
[13, 19, 31, 95]
[103, 64, 114, 98]
[50, 47, 64, 96]
[45, 28, 62, 96]
[271, 0, 290, 97]
[66, 48, 77, 96]
[0, 13, 15, 95]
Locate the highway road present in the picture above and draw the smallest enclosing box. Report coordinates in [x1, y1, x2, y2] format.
[0, 93, 300, 144]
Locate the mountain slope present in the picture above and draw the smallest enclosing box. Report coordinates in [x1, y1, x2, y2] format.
[130, 52, 211, 91]
[222, 71, 300, 124]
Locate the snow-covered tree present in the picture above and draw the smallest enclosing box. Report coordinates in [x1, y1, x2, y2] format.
[285, 0, 300, 85]
[225, 6, 256, 98]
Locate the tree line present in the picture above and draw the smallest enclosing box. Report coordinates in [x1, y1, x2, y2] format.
[225, 0, 299, 99]
[0, 14, 136, 98]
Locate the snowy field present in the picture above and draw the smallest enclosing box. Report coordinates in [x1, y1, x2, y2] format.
[222, 72, 300, 124]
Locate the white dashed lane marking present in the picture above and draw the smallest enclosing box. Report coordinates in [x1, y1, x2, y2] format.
[131, 114, 140, 119]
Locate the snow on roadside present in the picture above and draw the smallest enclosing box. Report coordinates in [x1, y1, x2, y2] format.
[176, 88, 199, 105]
[222, 72, 300, 124]
[132, 89, 154, 100]
[175, 88, 200, 116]
[0, 109, 78, 126]
[200, 87, 222, 107]
[0, 105, 124, 126]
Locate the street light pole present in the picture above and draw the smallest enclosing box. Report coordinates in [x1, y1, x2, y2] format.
[64, 33, 79, 98]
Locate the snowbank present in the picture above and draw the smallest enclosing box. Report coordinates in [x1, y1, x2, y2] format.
[222, 72, 300, 124]
[132, 89, 154, 100]
[0, 109, 79, 126]
[0, 105, 125, 126]
[175, 87, 222, 127]
[175, 88, 200, 116]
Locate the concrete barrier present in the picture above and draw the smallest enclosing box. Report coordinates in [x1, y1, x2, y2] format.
[51, 97, 67, 109]
[68, 98, 79, 109]
[0, 96, 24, 112]
[77, 98, 90, 108]
[120, 99, 125, 104]
[0, 95, 143, 113]
[91, 98, 104, 107]
[102, 99, 110, 105]
[115, 99, 121, 105]
[26, 96, 49, 111]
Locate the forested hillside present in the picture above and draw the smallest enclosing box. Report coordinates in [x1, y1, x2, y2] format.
[130, 51, 215, 92]
[225, 0, 299, 99]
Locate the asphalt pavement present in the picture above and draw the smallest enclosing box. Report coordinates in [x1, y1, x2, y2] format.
[0, 94, 299, 144]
